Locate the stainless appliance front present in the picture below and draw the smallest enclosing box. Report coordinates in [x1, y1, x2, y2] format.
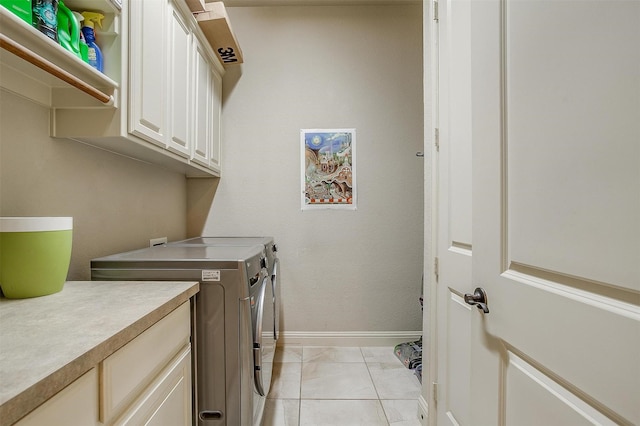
[170, 237, 280, 342]
[91, 245, 275, 426]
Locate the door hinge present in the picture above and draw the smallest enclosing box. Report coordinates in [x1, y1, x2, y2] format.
[434, 128, 440, 152]
[434, 257, 439, 282]
[433, 0, 439, 22]
[432, 382, 438, 402]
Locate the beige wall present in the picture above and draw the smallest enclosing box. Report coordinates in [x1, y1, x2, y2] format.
[0, 91, 188, 280]
[197, 5, 425, 336]
[1, 4, 425, 338]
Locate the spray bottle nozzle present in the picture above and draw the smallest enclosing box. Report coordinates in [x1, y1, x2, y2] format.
[81, 12, 104, 29]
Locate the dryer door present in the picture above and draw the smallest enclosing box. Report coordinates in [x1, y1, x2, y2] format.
[252, 276, 275, 397]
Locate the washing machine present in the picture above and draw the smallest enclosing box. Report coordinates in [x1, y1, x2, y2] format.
[170, 237, 280, 341]
[91, 244, 275, 426]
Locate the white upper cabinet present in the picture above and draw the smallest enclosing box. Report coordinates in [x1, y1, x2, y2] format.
[128, 0, 168, 146]
[192, 31, 221, 173]
[209, 61, 222, 172]
[192, 38, 211, 167]
[0, 0, 226, 177]
[129, 0, 196, 160]
[167, 1, 192, 158]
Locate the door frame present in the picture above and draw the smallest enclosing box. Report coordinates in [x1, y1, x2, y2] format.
[420, 0, 439, 425]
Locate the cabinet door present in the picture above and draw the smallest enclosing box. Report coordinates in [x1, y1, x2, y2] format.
[113, 347, 192, 426]
[101, 302, 191, 423]
[128, 0, 168, 147]
[15, 369, 99, 426]
[192, 39, 211, 167]
[192, 35, 222, 173]
[209, 67, 222, 172]
[167, 1, 192, 158]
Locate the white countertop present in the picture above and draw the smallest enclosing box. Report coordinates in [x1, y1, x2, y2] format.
[0, 280, 199, 425]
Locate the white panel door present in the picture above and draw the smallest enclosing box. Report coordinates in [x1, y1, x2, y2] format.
[192, 39, 211, 167]
[128, 0, 167, 147]
[209, 69, 222, 173]
[469, 1, 640, 425]
[434, 0, 473, 424]
[167, 1, 192, 158]
[192, 33, 221, 172]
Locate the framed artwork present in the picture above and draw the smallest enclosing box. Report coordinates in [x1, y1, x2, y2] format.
[301, 129, 356, 210]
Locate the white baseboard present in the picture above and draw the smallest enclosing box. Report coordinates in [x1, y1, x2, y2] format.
[279, 331, 422, 347]
[417, 394, 429, 426]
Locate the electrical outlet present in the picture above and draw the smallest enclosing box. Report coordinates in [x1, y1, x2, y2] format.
[149, 237, 168, 247]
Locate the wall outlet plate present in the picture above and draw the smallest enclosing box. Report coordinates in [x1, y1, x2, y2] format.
[149, 237, 168, 247]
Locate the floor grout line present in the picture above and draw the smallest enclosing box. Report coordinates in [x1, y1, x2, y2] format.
[263, 345, 421, 425]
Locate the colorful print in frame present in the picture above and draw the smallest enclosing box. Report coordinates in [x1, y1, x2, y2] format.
[301, 129, 356, 210]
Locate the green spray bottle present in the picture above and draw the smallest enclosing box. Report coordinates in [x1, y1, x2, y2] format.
[72, 11, 89, 63]
[56, 0, 81, 60]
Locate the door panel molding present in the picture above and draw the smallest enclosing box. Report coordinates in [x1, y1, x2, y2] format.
[500, 0, 640, 290]
[488, 276, 640, 422]
[502, 268, 640, 321]
[446, 291, 471, 426]
[505, 350, 620, 426]
[449, 242, 472, 254]
[506, 263, 640, 307]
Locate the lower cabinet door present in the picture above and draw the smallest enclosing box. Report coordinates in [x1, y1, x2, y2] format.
[114, 346, 192, 426]
[15, 368, 99, 426]
[101, 302, 191, 422]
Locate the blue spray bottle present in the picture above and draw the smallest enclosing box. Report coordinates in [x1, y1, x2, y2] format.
[80, 11, 104, 72]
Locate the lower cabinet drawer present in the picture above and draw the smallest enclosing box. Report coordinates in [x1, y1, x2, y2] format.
[101, 302, 191, 423]
[15, 368, 99, 426]
[113, 346, 192, 426]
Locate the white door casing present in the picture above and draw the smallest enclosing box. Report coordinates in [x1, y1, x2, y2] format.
[430, 0, 640, 425]
[469, 1, 640, 425]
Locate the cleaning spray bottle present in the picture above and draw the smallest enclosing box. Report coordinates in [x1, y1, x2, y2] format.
[72, 11, 90, 64]
[56, 0, 81, 60]
[80, 11, 104, 72]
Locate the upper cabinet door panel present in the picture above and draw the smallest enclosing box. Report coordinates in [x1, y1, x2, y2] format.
[167, 2, 192, 158]
[209, 69, 222, 172]
[192, 40, 211, 167]
[128, 0, 168, 147]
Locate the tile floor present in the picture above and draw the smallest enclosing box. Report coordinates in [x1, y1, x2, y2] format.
[262, 346, 423, 426]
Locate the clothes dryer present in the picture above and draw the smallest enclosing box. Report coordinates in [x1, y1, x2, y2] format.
[170, 237, 280, 341]
[91, 245, 275, 426]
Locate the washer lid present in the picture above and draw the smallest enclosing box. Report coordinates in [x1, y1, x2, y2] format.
[171, 236, 274, 246]
[92, 244, 266, 269]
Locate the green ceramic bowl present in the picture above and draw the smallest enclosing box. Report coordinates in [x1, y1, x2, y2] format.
[0, 217, 73, 299]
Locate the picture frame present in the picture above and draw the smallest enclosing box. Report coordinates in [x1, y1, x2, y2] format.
[301, 129, 356, 210]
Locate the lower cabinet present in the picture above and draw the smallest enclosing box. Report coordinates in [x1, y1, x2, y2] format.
[14, 369, 100, 426]
[15, 302, 192, 426]
[112, 347, 192, 426]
